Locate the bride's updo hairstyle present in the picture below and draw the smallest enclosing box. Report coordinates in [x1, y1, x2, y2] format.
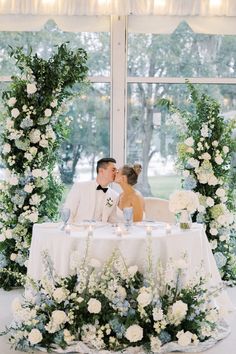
[121, 163, 142, 186]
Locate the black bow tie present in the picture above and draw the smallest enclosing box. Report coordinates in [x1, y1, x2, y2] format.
[96, 185, 108, 193]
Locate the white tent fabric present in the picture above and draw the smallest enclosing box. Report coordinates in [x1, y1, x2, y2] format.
[0, 0, 236, 16]
[0, 1, 235, 34]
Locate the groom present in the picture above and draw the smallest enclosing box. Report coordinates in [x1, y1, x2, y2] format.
[64, 157, 119, 223]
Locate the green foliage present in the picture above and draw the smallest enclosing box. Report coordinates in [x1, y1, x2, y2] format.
[0, 43, 88, 289]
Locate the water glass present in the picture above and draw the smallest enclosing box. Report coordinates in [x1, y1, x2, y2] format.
[123, 207, 133, 230]
[60, 207, 71, 230]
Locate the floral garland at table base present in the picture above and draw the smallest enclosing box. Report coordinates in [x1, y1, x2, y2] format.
[160, 82, 236, 284]
[0, 44, 88, 290]
[3, 248, 229, 353]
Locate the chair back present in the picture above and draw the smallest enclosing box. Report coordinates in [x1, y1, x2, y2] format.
[144, 197, 175, 223]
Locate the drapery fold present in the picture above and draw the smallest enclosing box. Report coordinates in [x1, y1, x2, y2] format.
[0, 0, 236, 16]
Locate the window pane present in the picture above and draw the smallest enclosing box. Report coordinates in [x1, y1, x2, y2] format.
[59, 83, 110, 184]
[127, 83, 236, 198]
[128, 21, 236, 78]
[0, 20, 110, 76]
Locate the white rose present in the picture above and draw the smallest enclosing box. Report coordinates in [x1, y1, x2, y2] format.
[212, 140, 218, 147]
[188, 158, 199, 168]
[206, 197, 214, 207]
[210, 240, 218, 249]
[27, 211, 38, 223]
[87, 298, 101, 314]
[153, 308, 164, 321]
[51, 310, 68, 325]
[24, 152, 33, 161]
[216, 188, 225, 198]
[201, 152, 211, 160]
[169, 300, 188, 325]
[2, 143, 11, 154]
[215, 155, 224, 165]
[210, 228, 218, 236]
[184, 137, 194, 146]
[53, 288, 69, 303]
[117, 286, 127, 301]
[11, 108, 20, 118]
[28, 328, 43, 345]
[27, 83, 37, 94]
[125, 324, 143, 343]
[223, 146, 229, 154]
[137, 289, 152, 307]
[9, 176, 18, 185]
[44, 108, 52, 117]
[208, 175, 218, 186]
[24, 184, 34, 193]
[50, 99, 58, 108]
[10, 253, 17, 261]
[39, 139, 49, 148]
[177, 330, 193, 347]
[29, 194, 41, 205]
[183, 170, 190, 177]
[30, 146, 38, 155]
[5, 229, 13, 239]
[7, 97, 17, 107]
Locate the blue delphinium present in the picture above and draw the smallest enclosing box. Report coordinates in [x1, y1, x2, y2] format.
[183, 175, 197, 190]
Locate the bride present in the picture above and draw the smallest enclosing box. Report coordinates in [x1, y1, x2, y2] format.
[115, 163, 144, 222]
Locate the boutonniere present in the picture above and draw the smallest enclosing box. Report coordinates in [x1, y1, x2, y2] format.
[106, 197, 114, 207]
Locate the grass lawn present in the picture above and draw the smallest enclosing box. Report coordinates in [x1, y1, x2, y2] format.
[149, 175, 181, 199]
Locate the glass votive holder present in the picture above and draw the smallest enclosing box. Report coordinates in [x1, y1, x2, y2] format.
[146, 225, 152, 236]
[165, 223, 171, 235]
[116, 226, 122, 237]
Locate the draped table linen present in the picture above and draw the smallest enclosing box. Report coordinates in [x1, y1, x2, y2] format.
[27, 222, 233, 314]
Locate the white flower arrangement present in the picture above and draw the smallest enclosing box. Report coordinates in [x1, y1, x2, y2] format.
[0, 44, 88, 290]
[169, 190, 199, 214]
[163, 82, 236, 283]
[1, 249, 228, 353]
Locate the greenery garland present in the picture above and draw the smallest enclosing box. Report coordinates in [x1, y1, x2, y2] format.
[0, 44, 88, 290]
[160, 82, 236, 284]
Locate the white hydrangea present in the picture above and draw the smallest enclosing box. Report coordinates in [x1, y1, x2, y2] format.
[125, 324, 143, 343]
[29, 194, 41, 205]
[29, 129, 41, 144]
[32, 169, 48, 178]
[26, 83, 37, 95]
[8, 176, 18, 185]
[208, 175, 218, 186]
[169, 190, 199, 213]
[39, 139, 49, 148]
[200, 124, 209, 137]
[24, 184, 34, 193]
[201, 152, 211, 160]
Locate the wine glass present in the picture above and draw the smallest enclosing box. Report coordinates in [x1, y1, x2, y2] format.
[123, 207, 133, 231]
[60, 207, 71, 230]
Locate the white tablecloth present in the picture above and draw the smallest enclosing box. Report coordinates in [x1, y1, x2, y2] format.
[27, 222, 233, 313]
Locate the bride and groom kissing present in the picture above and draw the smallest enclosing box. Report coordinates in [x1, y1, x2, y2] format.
[64, 157, 144, 224]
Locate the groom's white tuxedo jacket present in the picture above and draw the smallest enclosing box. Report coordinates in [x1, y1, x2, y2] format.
[64, 180, 119, 223]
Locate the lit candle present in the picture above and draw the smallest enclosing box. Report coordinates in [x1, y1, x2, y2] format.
[88, 225, 94, 237]
[146, 225, 152, 236]
[166, 223, 171, 234]
[116, 226, 122, 237]
[64, 224, 71, 235]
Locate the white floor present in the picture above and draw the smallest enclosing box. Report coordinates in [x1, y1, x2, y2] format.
[0, 287, 236, 354]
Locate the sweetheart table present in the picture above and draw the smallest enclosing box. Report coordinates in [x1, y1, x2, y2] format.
[27, 221, 233, 314]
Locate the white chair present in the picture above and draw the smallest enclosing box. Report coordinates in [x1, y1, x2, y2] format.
[144, 197, 175, 223]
